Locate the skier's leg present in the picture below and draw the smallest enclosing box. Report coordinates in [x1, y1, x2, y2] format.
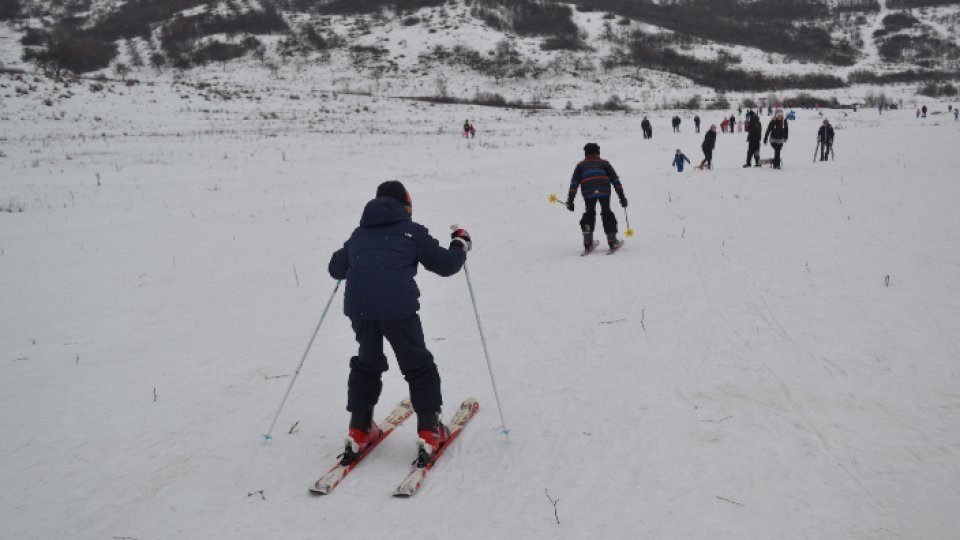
[772, 143, 783, 168]
[381, 314, 442, 428]
[347, 319, 390, 413]
[580, 197, 599, 246]
[599, 196, 618, 245]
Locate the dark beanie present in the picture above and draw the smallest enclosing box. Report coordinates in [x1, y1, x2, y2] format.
[376, 180, 410, 206]
[584, 142, 600, 155]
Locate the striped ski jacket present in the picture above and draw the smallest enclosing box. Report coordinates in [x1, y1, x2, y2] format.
[568, 156, 625, 201]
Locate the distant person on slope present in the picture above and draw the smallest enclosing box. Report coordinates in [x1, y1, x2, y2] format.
[743, 111, 763, 167]
[672, 148, 691, 172]
[700, 125, 717, 169]
[817, 119, 834, 161]
[764, 110, 789, 169]
[641, 117, 653, 139]
[328, 180, 471, 467]
[565, 143, 627, 252]
[694, 114, 701, 133]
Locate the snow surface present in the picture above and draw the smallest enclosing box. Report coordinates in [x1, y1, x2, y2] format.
[2, 74, 960, 540]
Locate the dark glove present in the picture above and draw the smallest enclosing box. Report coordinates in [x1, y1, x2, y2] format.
[565, 200, 574, 212]
[450, 228, 472, 252]
[620, 197, 628, 208]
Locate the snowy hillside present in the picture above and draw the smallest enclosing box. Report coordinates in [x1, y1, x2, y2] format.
[4, 0, 960, 105]
[2, 70, 960, 539]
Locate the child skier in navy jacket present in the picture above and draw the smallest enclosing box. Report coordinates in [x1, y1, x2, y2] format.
[672, 149, 690, 172]
[328, 180, 472, 467]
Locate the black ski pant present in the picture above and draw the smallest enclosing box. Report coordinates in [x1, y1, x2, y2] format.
[347, 315, 441, 418]
[746, 141, 760, 165]
[771, 142, 784, 168]
[701, 146, 713, 167]
[580, 196, 618, 236]
[820, 141, 831, 161]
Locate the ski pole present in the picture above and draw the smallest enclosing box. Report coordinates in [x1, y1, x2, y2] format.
[813, 140, 820, 162]
[452, 225, 511, 437]
[263, 279, 342, 442]
[623, 207, 634, 237]
[548, 193, 569, 210]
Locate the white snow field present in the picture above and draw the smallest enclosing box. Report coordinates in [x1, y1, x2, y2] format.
[2, 80, 960, 540]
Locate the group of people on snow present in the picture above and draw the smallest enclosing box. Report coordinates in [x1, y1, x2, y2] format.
[654, 108, 836, 171]
[462, 120, 476, 139]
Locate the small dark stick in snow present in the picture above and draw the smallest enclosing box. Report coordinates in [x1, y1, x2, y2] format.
[247, 490, 266, 500]
[545, 489, 560, 524]
[884, 275, 891, 287]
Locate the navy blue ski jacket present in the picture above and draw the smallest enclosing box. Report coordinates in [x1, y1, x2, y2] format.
[328, 197, 467, 321]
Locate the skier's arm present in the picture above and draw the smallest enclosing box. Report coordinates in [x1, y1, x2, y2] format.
[763, 122, 771, 144]
[328, 244, 349, 280]
[567, 164, 582, 202]
[606, 162, 626, 201]
[416, 225, 467, 277]
[684, 155, 690, 164]
[784, 121, 789, 141]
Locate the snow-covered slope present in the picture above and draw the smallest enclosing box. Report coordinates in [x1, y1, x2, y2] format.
[1, 73, 960, 539]
[5, 0, 960, 104]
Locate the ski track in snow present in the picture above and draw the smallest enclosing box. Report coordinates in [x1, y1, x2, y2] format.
[1, 75, 960, 539]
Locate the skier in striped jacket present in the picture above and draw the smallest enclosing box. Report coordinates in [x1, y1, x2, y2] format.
[565, 142, 627, 251]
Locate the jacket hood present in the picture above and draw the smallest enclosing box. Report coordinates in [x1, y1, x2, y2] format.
[359, 196, 412, 227]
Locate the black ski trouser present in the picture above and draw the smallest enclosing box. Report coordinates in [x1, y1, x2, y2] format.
[820, 141, 831, 161]
[580, 196, 618, 236]
[771, 142, 784, 167]
[347, 315, 441, 418]
[701, 146, 713, 167]
[746, 141, 760, 165]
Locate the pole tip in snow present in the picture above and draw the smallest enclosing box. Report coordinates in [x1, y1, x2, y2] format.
[548, 193, 559, 203]
[625, 229, 635, 237]
[263, 433, 272, 442]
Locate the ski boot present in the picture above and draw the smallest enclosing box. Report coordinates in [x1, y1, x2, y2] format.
[583, 232, 594, 252]
[415, 413, 451, 468]
[607, 234, 621, 251]
[340, 410, 382, 466]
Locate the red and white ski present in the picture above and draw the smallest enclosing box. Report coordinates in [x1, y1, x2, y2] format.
[580, 240, 599, 256]
[606, 239, 624, 255]
[393, 398, 479, 497]
[309, 398, 413, 495]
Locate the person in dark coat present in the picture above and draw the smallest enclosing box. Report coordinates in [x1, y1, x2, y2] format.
[566, 143, 627, 251]
[328, 180, 471, 464]
[728, 114, 737, 133]
[921, 105, 927, 118]
[817, 119, 834, 161]
[694, 114, 701, 133]
[743, 111, 763, 167]
[700, 124, 717, 169]
[671, 115, 681, 133]
[641, 116, 653, 139]
[763, 110, 789, 169]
